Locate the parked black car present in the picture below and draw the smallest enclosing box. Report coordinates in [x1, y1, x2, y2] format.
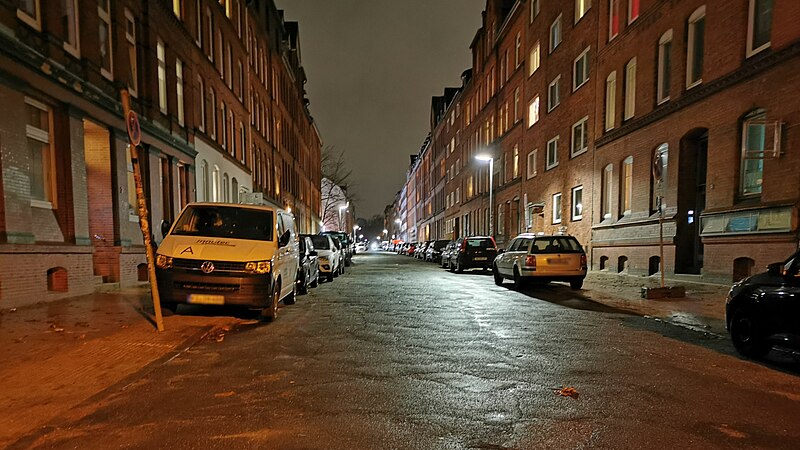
[446, 236, 498, 273]
[425, 240, 450, 263]
[726, 251, 800, 358]
[297, 235, 320, 295]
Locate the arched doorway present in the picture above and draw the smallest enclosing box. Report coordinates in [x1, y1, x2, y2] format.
[675, 128, 708, 274]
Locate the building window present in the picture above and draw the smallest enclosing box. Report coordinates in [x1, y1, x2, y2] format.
[222, 173, 229, 203]
[17, 0, 41, 30]
[240, 123, 246, 164]
[220, 103, 227, 148]
[209, 88, 216, 138]
[548, 76, 560, 111]
[573, 47, 590, 90]
[513, 146, 520, 179]
[237, 60, 244, 100]
[575, 0, 591, 23]
[195, 0, 202, 46]
[527, 149, 538, 179]
[25, 97, 54, 205]
[657, 30, 672, 104]
[513, 88, 520, 123]
[157, 40, 167, 114]
[550, 14, 562, 53]
[529, 41, 540, 76]
[546, 136, 559, 170]
[628, 0, 640, 23]
[62, 0, 80, 55]
[228, 110, 235, 156]
[621, 156, 633, 215]
[571, 116, 589, 157]
[531, 0, 540, 22]
[98, 0, 113, 79]
[226, 42, 233, 89]
[217, 31, 224, 73]
[124, 9, 137, 96]
[232, 177, 239, 203]
[206, 8, 213, 60]
[172, 0, 182, 18]
[515, 33, 522, 67]
[528, 95, 540, 127]
[741, 110, 767, 196]
[602, 164, 613, 219]
[605, 71, 616, 131]
[197, 77, 205, 132]
[624, 58, 636, 120]
[609, 0, 620, 40]
[200, 160, 209, 201]
[552, 193, 562, 224]
[747, 0, 773, 56]
[686, 6, 705, 88]
[176, 60, 185, 126]
[571, 186, 583, 221]
[212, 165, 220, 202]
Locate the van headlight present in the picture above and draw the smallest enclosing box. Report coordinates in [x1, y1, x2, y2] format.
[156, 254, 173, 269]
[245, 261, 271, 274]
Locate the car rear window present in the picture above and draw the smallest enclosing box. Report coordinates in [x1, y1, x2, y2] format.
[466, 238, 494, 249]
[530, 237, 583, 253]
[311, 235, 330, 249]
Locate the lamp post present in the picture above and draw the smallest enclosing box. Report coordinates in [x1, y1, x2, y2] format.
[475, 154, 494, 237]
[338, 202, 348, 232]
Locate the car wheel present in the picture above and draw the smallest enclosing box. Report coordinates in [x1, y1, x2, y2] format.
[730, 307, 772, 358]
[493, 265, 503, 286]
[456, 259, 464, 274]
[297, 271, 308, 295]
[448, 259, 455, 272]
[261, 283, 280, 322]
[569, 278, 584, 290]
[284, 282, 297, 305]
[310, 272, 319, 288]
[512, 267, 524, 290]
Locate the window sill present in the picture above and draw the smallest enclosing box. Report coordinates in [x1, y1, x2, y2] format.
[573, 80, 589, 92]
[545, 163, 559, 171]
[686, 79, 702, 90]
[746, 43, 770, 59]
[656, 97, 670, 106]
[570, 148, 588, 159]
[63, 43, 80, 59]
[16, 10, 40, 31]
[572, 216, 583, 222]
[31, 200, 53, 210]
[100, 68, 113, 81]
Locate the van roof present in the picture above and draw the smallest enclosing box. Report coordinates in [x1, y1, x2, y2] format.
[186, 202, 281, 213]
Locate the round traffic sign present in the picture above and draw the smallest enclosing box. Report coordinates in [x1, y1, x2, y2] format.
[126, 110, 141, 146]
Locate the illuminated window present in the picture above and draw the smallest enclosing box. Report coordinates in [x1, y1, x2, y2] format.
[740, 110, 767, 196]
[602, 164, 613, 220]
[528, 95, 540, 127]
[575, 0, 591, 23]
[609, 0, 620, 41]
[25, 97, 54, 205]
[526, 149, 538, 179]
[624, 58, 636, 120]
[529, 41, 540, 76]
[157, 40, 167, 114]
[605, 71, 616, 131]
[628, 0, 640, 23]
[513, 146, 520, 179]
[176, 60, 185, 126]
[552, 193, 562, 224]
[621, 156, 633, 215]
[571, 186, 583, 221]
[173, 0, 182, 18]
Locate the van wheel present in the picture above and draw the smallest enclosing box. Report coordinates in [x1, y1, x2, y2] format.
[569, 278, 584, 290]
[261, 283, 280, 322]
[493, 265, 503, 286]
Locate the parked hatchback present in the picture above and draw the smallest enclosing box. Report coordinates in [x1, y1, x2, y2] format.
[447, 236, 497, 273]
[493, 234, 587, 290]
[426, 240, 450, 263]
[726, 250, 800, 358]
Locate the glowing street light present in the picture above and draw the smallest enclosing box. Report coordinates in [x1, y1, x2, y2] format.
[475, 153, 494, 237]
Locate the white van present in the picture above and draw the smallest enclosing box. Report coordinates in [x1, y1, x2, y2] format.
[155, 202, 298, 320]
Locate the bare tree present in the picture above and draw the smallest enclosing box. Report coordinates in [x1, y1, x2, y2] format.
[320, 146, 357, 227]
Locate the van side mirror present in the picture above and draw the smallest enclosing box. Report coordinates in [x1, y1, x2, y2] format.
[278, 230, 291, 247]
[160, 220, 171, 239]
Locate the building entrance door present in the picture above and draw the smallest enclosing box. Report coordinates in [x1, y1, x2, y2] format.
[675, 129, 708, 275]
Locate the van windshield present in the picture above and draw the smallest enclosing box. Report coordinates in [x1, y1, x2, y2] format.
[171, 205, 274, 241]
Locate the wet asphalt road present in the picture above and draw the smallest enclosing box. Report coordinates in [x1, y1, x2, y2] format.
[20, 252, 800, 449]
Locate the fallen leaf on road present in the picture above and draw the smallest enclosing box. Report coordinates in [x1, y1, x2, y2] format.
[555, 387, 579, 398]
[49, 323, 65, 333]
[216, 335, 225, 343]
[214, 391, 236, 398]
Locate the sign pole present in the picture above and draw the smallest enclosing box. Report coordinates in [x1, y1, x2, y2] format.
[121, 89, 165, 332]
[659, 195, 666, 289]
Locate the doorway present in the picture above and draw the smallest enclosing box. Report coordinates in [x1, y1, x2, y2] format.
[675, 129, 708, 275]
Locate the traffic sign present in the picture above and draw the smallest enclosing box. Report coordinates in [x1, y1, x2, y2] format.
[126, 110, 141, 146]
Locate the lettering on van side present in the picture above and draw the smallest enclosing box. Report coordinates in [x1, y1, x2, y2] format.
[195, 239, 236, 246]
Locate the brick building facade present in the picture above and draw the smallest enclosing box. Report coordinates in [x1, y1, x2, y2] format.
[0, 0, 321, 307]
[392, 0, 798, 284]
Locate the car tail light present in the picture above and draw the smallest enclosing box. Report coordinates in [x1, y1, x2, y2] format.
[580, 253, 587, 269]
[525, 255, 536, 269]
[460, 239, 467, 252]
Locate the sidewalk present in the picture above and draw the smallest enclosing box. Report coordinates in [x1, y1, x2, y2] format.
[0, 287, 240, 448]
[580, 271, 730, 336]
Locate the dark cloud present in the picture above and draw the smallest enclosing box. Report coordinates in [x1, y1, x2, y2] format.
[277, 0, 485, 218]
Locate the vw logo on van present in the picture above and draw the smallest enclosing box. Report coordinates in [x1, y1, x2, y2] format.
[200, 261, 215, 274]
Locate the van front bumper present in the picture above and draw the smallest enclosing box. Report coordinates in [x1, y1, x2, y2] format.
[156, 269, 273, 308]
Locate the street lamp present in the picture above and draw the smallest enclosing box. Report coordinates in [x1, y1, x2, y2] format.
[475, 153, 494, 237]
[338, 202, 349, 231]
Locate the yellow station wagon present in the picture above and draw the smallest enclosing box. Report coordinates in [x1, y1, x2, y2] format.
[492, 234, 587, 290]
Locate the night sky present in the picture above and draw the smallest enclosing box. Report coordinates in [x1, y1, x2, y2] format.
[276, 0, 485, 219]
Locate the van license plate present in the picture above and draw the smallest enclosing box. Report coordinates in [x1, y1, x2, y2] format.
[188, 294, 225, 305]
